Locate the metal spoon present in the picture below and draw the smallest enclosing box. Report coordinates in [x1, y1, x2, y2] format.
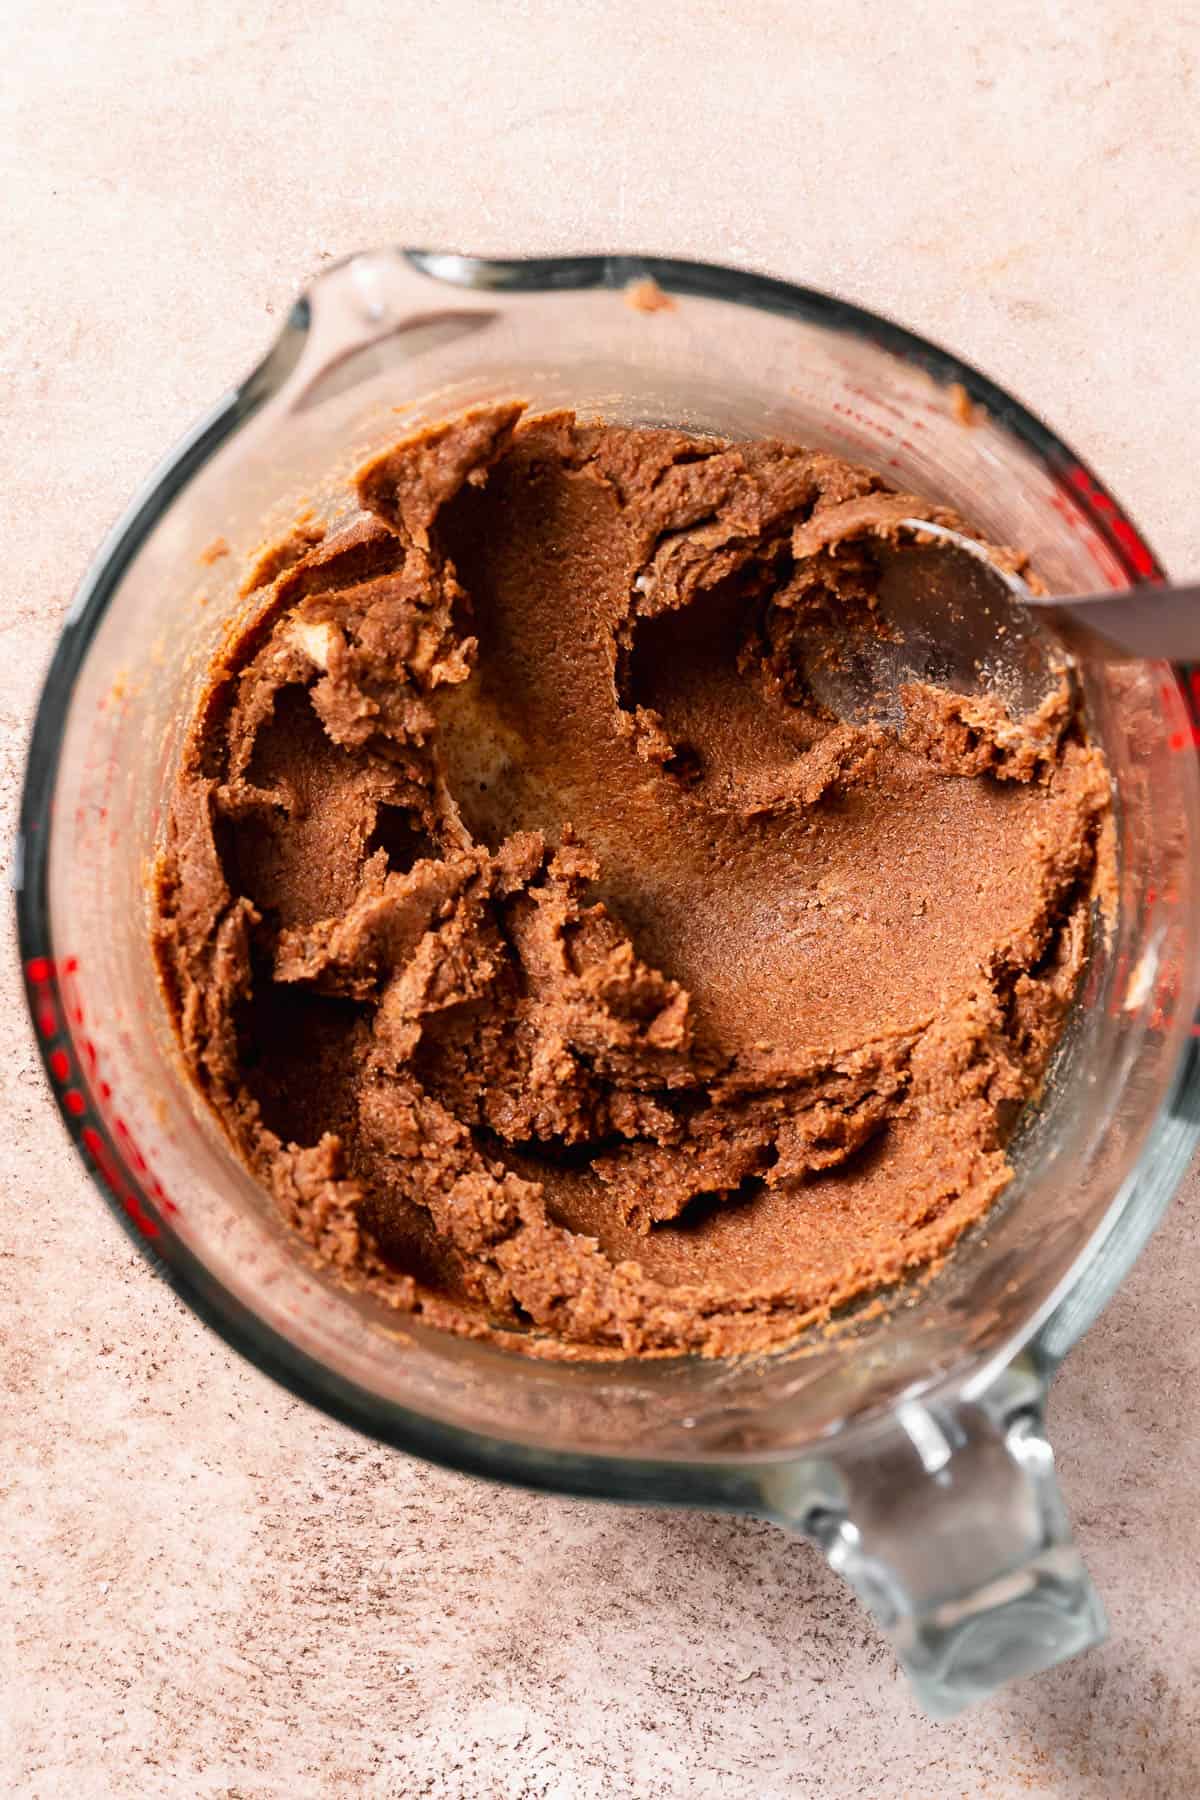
[793, 516, 1193, 730]
[897, 518, 1195, 664]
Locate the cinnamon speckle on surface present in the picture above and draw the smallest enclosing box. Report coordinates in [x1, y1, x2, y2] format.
[625, 276, 675, 313]
[949, 381, 983, 428]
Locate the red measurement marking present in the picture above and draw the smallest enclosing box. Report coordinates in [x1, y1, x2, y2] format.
[1065, 464, 1157, 576]
[845, 383, 910, 426]
[148, 1176, 178, 1216]
[80, 1125, 161, 1240]
[31, 956, 184, 1229]
[124, 1197, 160, 1238]
[831, 401, 897, 441]
[113, 1117, 147, 1175]
[1117, 523, 1156, 573]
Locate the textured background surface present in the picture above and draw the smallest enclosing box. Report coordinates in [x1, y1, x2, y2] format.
[4, 3, 1200, 1794]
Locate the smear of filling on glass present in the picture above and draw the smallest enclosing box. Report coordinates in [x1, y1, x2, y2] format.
[153, 405, 1111, 1359]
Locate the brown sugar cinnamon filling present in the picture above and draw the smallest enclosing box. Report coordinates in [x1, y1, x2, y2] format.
[153, 405, 1111, 1359]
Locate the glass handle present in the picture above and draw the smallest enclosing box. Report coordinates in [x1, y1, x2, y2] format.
[796, 1374, 1105, 1718]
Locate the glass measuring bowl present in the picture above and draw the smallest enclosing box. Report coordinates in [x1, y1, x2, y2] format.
[17, 252, 1200, 1717]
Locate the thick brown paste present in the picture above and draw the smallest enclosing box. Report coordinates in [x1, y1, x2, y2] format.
[153, 405, 1111, 1358]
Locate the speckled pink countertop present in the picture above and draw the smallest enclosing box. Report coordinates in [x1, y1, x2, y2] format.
[5, 3, 1200, 1793]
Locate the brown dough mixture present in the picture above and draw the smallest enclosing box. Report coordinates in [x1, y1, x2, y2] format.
[153, 405, 1111, 1359]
